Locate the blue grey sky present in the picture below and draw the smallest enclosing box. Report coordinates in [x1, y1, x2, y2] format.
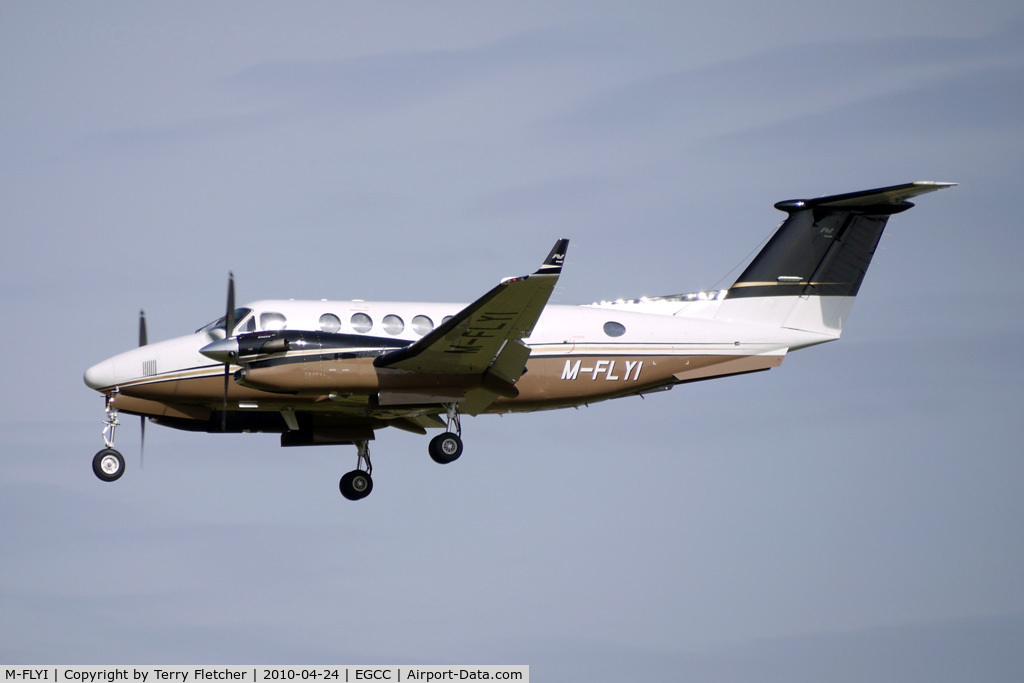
[2, 2, 1023, 679]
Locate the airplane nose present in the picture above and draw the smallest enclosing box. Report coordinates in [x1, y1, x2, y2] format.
[84, 359, 116, 390]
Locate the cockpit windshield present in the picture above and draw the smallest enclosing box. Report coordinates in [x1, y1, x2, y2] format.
[197, 308, 253, 336]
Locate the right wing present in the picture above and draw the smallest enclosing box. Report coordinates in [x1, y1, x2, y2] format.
[374, 239, 568, 409]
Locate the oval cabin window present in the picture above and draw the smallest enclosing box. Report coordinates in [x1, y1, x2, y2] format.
[411, 315, 434, 336]
[382, 314, 405, 335]
[350, 313, 373, 333]
[319, 313, 341, 333]
[603, 321, 626, 337]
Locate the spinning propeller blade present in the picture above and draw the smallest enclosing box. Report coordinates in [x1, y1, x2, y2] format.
[139, 309, 147, 467]
[225, 272, 236, 335]
[222, 273, 235, 432]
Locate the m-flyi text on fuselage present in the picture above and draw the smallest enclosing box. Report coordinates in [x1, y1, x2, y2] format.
[84, 181, 955, 500]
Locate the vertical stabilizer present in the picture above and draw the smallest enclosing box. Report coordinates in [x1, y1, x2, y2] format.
[714, 182, 955, 339]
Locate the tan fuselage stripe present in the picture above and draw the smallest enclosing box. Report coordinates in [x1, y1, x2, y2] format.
[109, 351, 779, 418]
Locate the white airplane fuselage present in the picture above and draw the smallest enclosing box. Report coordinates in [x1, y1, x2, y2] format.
[84, 293, 834, 418]
[82, 181, 955, 498]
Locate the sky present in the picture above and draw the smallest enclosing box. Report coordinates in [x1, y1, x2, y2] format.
[2, 1, 1023, 679]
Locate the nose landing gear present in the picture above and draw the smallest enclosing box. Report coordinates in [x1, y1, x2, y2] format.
[93, 394, 125, 482]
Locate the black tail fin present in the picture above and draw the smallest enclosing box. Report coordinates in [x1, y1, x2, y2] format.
[716, 182, 955, 334]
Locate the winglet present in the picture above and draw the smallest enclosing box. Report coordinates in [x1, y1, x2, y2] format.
[535, 238, 569, 275]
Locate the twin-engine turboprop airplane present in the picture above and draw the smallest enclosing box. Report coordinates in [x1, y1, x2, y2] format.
[84, 181, 954, 500]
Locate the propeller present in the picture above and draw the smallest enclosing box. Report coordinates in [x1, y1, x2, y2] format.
[138, 309, 147, 468]
[222, 273, 236, 432]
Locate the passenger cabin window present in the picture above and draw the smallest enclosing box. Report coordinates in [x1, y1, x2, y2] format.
[319, 313, 341, 333]
[603, 321, 626, 337]
[260, 312, 287, 331]
[412, 315, 433, 336]
[382, 314, 404, 335]
[351, 313, 372, 333]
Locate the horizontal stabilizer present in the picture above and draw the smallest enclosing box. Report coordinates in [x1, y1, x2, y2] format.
[773, 181, 956, 213]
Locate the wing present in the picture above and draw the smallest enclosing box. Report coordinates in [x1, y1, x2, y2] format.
[374, 239, 568, 413]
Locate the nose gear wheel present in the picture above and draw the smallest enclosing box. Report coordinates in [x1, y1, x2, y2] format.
[93, 448, 125, 482]
[93, 393, 126, 482]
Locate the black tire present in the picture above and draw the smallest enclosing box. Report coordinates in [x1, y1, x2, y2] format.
[92, 448, 125, 482]
[339, 469, 373, 501]
[428, 432, 463, 464]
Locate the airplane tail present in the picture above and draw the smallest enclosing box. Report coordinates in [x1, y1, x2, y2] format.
[713, 182, 955, 340]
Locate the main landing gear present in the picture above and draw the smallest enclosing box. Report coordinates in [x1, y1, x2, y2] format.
[92, 394, 126, 482]
[338, 404, 465, 501]
[339, 440, 374, 501]
[428, 403, 463, 465]
[428, 432, 463, 464]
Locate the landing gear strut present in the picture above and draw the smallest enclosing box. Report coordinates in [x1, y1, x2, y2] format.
[339, 440, 373, 501]
[337, 404, 465, 501]
[93, 393, 125, 482]
[429, 403, 464, 465]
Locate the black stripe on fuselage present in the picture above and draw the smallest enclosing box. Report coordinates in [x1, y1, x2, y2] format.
[237, 330, 409, 355]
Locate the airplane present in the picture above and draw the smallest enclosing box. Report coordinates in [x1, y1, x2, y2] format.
[84, 181, 954, 500]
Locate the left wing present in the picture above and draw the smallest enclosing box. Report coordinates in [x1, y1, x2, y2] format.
[374, 239, 568, 411]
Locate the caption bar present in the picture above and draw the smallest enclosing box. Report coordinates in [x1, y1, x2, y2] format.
[3, 669, 527, 683]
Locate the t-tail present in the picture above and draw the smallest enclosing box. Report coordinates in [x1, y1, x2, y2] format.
[713, 181, 955, 343]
